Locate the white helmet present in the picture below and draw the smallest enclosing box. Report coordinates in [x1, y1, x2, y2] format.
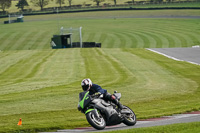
[81, 78, 92, 91]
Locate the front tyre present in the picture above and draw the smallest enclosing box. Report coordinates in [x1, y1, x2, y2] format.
[122, 106, 137, 126]
[86, 111, 106, 130]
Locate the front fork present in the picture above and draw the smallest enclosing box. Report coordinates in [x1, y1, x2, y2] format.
[94, 109, 100, 118]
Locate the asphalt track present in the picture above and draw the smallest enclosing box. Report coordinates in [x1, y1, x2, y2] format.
[147, 47, 200, 65]
[41, 111, 200, 133]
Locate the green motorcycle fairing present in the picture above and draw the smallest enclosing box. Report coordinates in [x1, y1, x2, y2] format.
[78, 91, 92, 109]
[85, 108, 95, 114]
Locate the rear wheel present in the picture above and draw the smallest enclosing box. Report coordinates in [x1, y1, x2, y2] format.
[86, 111, 106, 130]
[122, 106, 137, 126]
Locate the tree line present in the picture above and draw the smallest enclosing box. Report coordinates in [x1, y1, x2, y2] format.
[0, 0, 71, 11]
[0, 0, 199, 12]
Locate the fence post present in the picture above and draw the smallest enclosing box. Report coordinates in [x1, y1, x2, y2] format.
[80, 27, 82, 48]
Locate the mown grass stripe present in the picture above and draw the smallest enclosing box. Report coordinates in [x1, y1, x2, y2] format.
[105, 33, 118, 48]
[84, 32, 95, 42]
[41, 38, 52, 49]
[161, 29, 187, 47]
[161, 22, 198, 46]
[109, 33, 123, 48]
[25, 31, 46, 50]
[93, 32, 102, 43]
[128, 32, 145, 48]
[175, 29, 200, 46]
[183, 32, 200, 46]
[4, 32, 24, 50]
[128, 28, 175, 48]
[141, 31, 164, 48]
[0, 51, 29, 74]
[119, 32, 136, 48]
[104, 49, 136, 87]
[36, 31, 52, 49]
[139, 29, 170, 48]
[121, 32, 138, 48]
[159, 26, 192, 47]
[122, 19, 199, 48]
[0, 51, 38, 86]
[147, 30, 169, 48]
[0, 51, 55, 86]
[145, 28, 178, 48]
[113, 32, 128, 48]
[0, 32, 21, 51]
[9, 32, 33, 50]
[22, 31, 39, 50]
[80, 48, 129, 86]
[137, 31, 157, 48]
[39, 50, 70, 79]
[119, 31, 137, 48]
[165, 22, 200, 44]
[95, 49, 134, 87]
[0, 32, 10, 45]
[128, 26, 180, 48]
[134, 32, 150, 48]
[30, 31, 50, 50]
[98, 33, 107, 44]
[33, 49, 85, 84]
[0, 49, 84, 96]
[70, 48, 86, 81]
[24, 50, 56, 79]
[19, 32, 44, 50]
[0, 51, 10, 58]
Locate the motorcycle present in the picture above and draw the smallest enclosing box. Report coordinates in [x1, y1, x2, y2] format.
[77, 91, 136, 130]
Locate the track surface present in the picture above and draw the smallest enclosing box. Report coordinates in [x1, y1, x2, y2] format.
[41, 111, 200, 133]
[147, 47, 200, 65]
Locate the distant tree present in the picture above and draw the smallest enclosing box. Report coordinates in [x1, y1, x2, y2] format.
[150, 0, 163, 3]
[166, 0, 173, 2]
[68, 0, 72, 7]
[16, 0, 29, 11]
[113, 0, 117, 6]
[0, 0, 11, 12]
[30, 0, 50, 10]
[93, 0, 104, 7]
[56, 0, 65, 8]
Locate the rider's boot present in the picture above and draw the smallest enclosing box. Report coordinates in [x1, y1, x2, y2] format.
[117, 102, 123, 110]
[112, 98, 123, 110]
[110, 94, 124, 111]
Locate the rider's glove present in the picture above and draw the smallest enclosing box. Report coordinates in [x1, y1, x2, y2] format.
[111, 95, 116, 100]
[94, 92, 101, 96]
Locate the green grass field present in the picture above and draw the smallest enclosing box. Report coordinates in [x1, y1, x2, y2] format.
[0, 10, 200, 132]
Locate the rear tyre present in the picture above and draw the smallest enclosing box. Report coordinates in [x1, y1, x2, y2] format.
[86, 111, 106, 130]
[122, 106, 137, 126]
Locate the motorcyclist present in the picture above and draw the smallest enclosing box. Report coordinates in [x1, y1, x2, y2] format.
[81, 78, 123, 110]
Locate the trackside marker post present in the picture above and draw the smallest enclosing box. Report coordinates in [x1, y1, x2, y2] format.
[17, 118, 22, 126]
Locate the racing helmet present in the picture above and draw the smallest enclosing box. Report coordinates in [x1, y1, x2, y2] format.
[81, 78, 92, 91]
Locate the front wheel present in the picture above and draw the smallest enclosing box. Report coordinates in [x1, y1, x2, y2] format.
[86, 111, 106, 130]
[122, 106, 137, 126]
